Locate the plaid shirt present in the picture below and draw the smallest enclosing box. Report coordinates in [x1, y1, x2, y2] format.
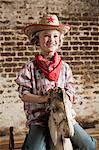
[16, 59, 76, 127]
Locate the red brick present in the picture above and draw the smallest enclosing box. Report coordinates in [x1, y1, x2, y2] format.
[14, 57, 28, 62]
[93, 71, 99, 74]
[73, 70, 83, 75]
[0, 31, 14, 35]
[62, 57, 73, 61]
[72, 47, 78, 50]
[5, 68, 12, 72]
[28, 47, 34, 51]
[72, 37, 78, 40]
[65, 37, 71, 40]
[1, 74, 6, 78]
[70, 51, 83, 55]
[13, 58, 22, 61]
[1, 42, 15, 46]
[18, 63, 25, 66]
[91, 52, 99, 55]
[84, 32, 89, 35]
[68, 21, 81, 26]
[16, 21, 22, 24]
[18, 52, 24, 56]
[83, 22, 89, 26]
[62, 47, 71, 50]
[25, 52, 33, 56]
[93, 47, 98, 50]
[95, 66, 99, 69]
[71, 61, 83, 66]
[1, 52, 15, 56]
[0, 59, 4, 62]
[93, 37, 98, 40]
[0, 37, 3, 40]
[79, 27, 91, 31]
[79, 37, 92, 40]
[72, 27, 78, 31]
[13, 46, 26, 51]
[92, 61, 99, 64]
[62, 52, 69, 56]
[83, 42, 89, 45]
[2, 63, 17, 67]
[63, 42, 68, 45]
[28, 16, 34, 20]
[94, 57, 99, 60]
[25, 42, 31, 46]
[16, 25, 24, 30]
[23, 57, 28, 61]
[31, 52, 39, 55]
[70, 41, 82, 45]
[84, 52, 91, 55]
[5, 58, 12, 62]
[17, 42, 23, 46]
[5, 37, 11, 41]
[0, 68, 3, 72]
[81, 56, 94, 60]
[9, 73, 16, 78]
[0, 47, 3, 51]
[70, 32, 80, 35]
[5, 47, 12, 51]
[90, 22, 99, 26]
[80, 46, 92, 50]
[13, 68, 21, 72]
[90, 42, 99, 45]
[29, 57, 35, 61]
[91, 32, 99, 36]
[93, 27, 98, 31]
[80, 16, 98, 21]
[74, 57, 80, 60]
[93, 91, 99, 94]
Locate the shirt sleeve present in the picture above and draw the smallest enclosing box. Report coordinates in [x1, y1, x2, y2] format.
[65, 63, 76, 103]
[15, 62, 34, 97]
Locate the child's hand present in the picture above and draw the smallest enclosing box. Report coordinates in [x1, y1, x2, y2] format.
[43, 92, 51, 103]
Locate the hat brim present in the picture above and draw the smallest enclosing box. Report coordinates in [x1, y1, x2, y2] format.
[24, 24, 70, 39]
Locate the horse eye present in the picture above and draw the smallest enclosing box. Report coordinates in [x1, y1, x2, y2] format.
[53, 106, 60, 113]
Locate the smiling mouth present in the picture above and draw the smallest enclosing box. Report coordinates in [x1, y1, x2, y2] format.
[47, 44, 56, 47]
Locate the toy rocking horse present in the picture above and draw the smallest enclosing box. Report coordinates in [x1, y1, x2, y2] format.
[48, 87, 74, 150]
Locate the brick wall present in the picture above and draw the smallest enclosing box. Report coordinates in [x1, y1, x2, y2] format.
[0, 0, 99, 133]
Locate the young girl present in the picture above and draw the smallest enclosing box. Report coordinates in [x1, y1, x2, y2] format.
[16, 14, 96, 150]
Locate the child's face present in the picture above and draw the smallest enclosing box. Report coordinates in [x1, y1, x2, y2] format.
[39, 30, 60, 56]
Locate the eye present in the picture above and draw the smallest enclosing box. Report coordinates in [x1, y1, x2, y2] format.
[53, 106, 60, 113]
[44, 34, 49, 37]
[54, 35, 58, 38]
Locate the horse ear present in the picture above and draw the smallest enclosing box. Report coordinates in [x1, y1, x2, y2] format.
[48, 113, 58, 146]
[62, 90, 74, 137]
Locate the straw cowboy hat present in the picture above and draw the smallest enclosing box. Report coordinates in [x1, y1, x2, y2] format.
[24, 14, 70, 41]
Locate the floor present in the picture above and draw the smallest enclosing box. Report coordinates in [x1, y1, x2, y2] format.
[0, 128, 99, 150]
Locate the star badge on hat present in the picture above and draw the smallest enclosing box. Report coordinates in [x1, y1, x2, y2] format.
[47, 17, 55, 23]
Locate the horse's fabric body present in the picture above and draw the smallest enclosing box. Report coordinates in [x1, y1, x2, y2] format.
[48, 88, 74, 150]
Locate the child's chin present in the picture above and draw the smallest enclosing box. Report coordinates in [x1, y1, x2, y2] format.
[48, 51, 55, 56]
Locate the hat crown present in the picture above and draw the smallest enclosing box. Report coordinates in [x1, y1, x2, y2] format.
[24, 14, 70, 43]
[39, 15, 60, 26]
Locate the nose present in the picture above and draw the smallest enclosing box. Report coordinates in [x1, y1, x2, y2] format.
[49, 36, 54, 43]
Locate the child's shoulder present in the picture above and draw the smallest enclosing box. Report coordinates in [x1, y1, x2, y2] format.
[21, 58, 36, 69]
[62, 60, 71, 69]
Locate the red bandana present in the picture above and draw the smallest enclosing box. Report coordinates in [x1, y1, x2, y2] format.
[35, 52, 62, 81]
